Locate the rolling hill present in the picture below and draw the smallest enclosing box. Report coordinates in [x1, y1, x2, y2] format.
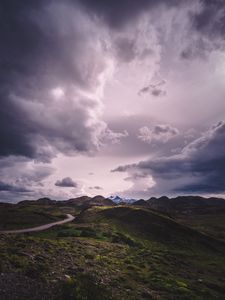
[0, 197, 225, 299]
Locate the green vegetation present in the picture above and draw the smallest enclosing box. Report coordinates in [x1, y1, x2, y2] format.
[0, 203, 77, 230]
[176, 213, 225, 242]
[0, 204, 225, 299]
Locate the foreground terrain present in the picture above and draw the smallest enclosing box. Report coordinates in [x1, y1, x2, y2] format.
[0, 198, 225, 299]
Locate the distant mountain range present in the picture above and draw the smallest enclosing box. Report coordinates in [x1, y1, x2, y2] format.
[16, 195, 225, 217]
[132, 195, 225, 216]
[18, 195, 115, 208]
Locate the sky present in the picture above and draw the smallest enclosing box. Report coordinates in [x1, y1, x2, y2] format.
[1, 0, 225, 202]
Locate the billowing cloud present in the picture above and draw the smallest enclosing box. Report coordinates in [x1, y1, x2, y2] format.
[2, 0, 225, 201]
[55, 177, 78, 187]
[0, 0, 128, 162]
[0, 158, 55, 186]
[113, 121, 225, 196]
[0, 156, 55, 201]
[0, 0, 211, 163]
[138, 124, 179, 144]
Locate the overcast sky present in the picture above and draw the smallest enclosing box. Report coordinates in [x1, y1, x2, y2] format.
[1, 0, 225, 201]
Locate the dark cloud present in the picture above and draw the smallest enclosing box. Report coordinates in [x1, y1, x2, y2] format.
[138, 80, 166, 97]
[2, 0, 225, 202]
[113, 121, 225, 195]
[79, 0, 183, 29]
[180, 38, 211, 60]
[89, 186, 103, 190]
[55, 177, 78, 188]
[1, 0, 217, 164]
[180, 0, 225, 59]
[191, 0, 225, 38]
[0, 159, 55, 200]
[0, 181, 31, 193]
[0, 0, 124, 162]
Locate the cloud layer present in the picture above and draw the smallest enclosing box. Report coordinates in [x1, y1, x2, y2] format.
[1, 0, 225, 200]
[113, 122, 225, 196]
[0, 0, 127, 163]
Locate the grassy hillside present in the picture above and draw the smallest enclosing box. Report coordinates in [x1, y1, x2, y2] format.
[175, 212, 225, 243]
[77, 206, 224, 248]
[0, 204, 225, 299]
[133, 195, 225, 242]
[0, 203, 76, 230]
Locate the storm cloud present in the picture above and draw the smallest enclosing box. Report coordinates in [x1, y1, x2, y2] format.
[0, 181, 31, 193]
[1, 0, 225, 201]
[0, 0, 218, 162]
[113, 122, 225, 195]
[79, 0, 185, 28]
[0, 0, 126, 162]
[55, 177, 78, 188]
[192, 0, 225, 39]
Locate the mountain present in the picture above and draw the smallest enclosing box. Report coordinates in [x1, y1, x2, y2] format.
[18, 198, 57, 206]
[132, 199, 147, 206]
[17, 195, 225, 216]
[66, 195, 115, 208]
[109, 195, 136, 204]
[66, 196, 91, 206]
[130, 195, 225, 242]
[87, 195, 115, 207]
[108, 195, 122, 204]
[131, 195, 225, 214]
[17, 195, 115, 208]
[146, 195, 225, 215]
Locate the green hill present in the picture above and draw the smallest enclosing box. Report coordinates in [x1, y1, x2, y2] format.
[77, 206, 225, 250]
[0, 204, 225, 299]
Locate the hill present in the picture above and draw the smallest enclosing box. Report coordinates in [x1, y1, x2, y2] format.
[0, 202, 65, 230]
[76, 205, 225, 298]
[131, 196, 225, 242]
[146, 196, 225, 215]
[1, 199, 225, 299]
[77, 205, 225, 250]
[66, 195, 115, 209]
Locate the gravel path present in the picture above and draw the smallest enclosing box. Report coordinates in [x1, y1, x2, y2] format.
[0, 214, 75, 234]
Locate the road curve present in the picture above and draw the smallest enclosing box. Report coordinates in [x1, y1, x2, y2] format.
[0, 214, 75, 234]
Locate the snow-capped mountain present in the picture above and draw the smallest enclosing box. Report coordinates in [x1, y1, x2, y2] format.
[108, 195, 136, 204]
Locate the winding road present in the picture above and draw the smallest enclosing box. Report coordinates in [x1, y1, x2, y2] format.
[0, 214, 75, 234]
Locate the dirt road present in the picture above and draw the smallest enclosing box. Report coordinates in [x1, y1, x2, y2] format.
[0, 214, 75, 234]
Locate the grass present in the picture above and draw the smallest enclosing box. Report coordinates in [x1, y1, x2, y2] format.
[0, 203, 77, 230]
[176, 212, 225, 242]
[0, 204, 225, 299]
